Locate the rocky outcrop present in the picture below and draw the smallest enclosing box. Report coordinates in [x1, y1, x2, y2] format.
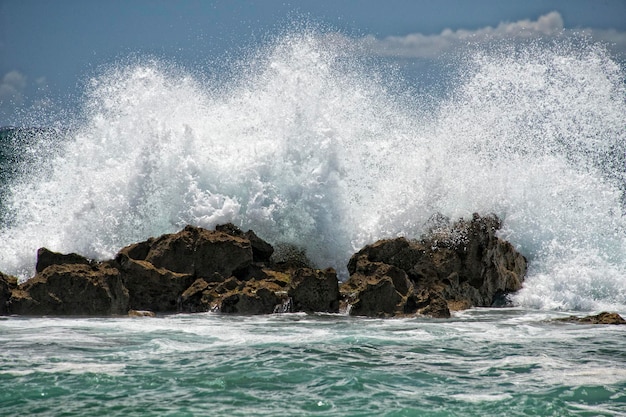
[1, 214, 527, 318]
[3, 223, 341, 316]
[215, 223, 274, 262]
[288, 268, 339, 313]
[341, 258, 451, 318]
[0, 272, 17, 315]
[219, 280, 286, 315]
[179, 272, 290, 314]
[8, 263, 129, 315]
[177, 266, 341, 315]
[35, 247, 93, 273]
[341, 213, 527, 318]
[557, 312, 626, 325]
[135, 225, 254, 278]
[113, 255, 196, 312]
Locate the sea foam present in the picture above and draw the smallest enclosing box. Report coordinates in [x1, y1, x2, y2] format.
[0, 31, 625, 311]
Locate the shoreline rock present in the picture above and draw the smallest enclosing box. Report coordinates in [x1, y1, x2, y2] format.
[556, 312, 626, 325]
[1, 215, 528, 318]
[8, 263, 128, 316]
[0, 272, 17, 315]
[341, 213, 527, 318]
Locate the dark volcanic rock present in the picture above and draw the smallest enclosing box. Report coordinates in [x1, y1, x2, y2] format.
[179, 270, 291, 314]
[8, 263, 128, 315]
[36, 247, 93, 273]
[341, 260, 418, 317]
[112, 224, 278, 313]
[288, 268, 340, 313]
[4, 216, 524, 319]
[179, 265, 341, 315]
[113, 255, 196, 312]
[347, 276, 402, 317]
[0, 272, 18, 315]
[116, 238, 154, 262]
[342, 213, 526, 317]
[142, 225, 253, 278]
[557, 312, 626, 325]
[406, 289, 451, 319]
[179, 278, 214, 313]
[218, 279, 287, 315]
[216, 223, 274, 262]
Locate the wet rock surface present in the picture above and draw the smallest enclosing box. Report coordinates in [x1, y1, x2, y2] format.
[1, 215, 527, 318]
[341, 213, 527, 318]
[0, 272, 17, 315]
[8, 263, 128, 316]
[556, 312, 626, 325]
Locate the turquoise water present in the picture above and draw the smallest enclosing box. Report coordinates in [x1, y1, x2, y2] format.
[2, 309, 625, 416]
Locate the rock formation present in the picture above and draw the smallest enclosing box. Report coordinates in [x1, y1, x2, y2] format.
[36, 247, 94, 273]
[113, 255, 196, 313]
[2, 223, 341, 316]
[1, 214, 527, 318]
[288, 268, 340, 313]
[341, 213, 527, 318]
[0, 272, 17, 315]
[133, 225, 254, 278]
[557, 312, 626, 325]
[8, 263, 128, 315]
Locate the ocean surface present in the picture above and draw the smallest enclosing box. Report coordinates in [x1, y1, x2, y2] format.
[1, 309, 625, 416]
[1, 28, 626, 415]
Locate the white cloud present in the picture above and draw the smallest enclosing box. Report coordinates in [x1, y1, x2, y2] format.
[363, 11, 626, 59]
[0, 70, 27, 105]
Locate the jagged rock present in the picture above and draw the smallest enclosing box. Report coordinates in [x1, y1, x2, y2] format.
[288, 268, 340, 313]
[113, 255, 196, 312]
[218, 279, 288, 315]
[341, 260, 419, 317]
[234, 262, 275, 282]
[141, 225, 253, 278]
[36, 247, 93, 273]
[179, 278, 214, 313]
[4, 217, 524, 319]
[179, 269, 291, 314]
[342, 213, 526, 317]
[405, 289, 451, 318]
[347, 277, 402, 317]
[0, 272, 18, 315]
[116, 238, 154, 262]
[557, 312, 626, 325]
[347, 238, 413, 275]
[185, 265, 341, 315]
[436, 214, 526, 306]
[216, 223, 274, 262]
[8, 263, 128, 315]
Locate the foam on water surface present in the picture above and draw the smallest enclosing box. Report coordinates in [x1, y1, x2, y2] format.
[2, 310, 624, 417]
[0, 31, 625, 311]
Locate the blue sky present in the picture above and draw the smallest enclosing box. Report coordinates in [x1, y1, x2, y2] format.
[1, 0, 625, 126]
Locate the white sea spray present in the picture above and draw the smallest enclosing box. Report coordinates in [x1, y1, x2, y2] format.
[0, 32, 625, 311]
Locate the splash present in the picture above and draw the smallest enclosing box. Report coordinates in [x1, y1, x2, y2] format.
[1, 31, 625, 311]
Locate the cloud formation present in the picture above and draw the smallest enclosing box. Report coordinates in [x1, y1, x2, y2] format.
[363, 11, 626, 59]
[0, 70, 27, 105]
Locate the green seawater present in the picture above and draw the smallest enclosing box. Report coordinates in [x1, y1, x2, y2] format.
[1, 309, 625, 416]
